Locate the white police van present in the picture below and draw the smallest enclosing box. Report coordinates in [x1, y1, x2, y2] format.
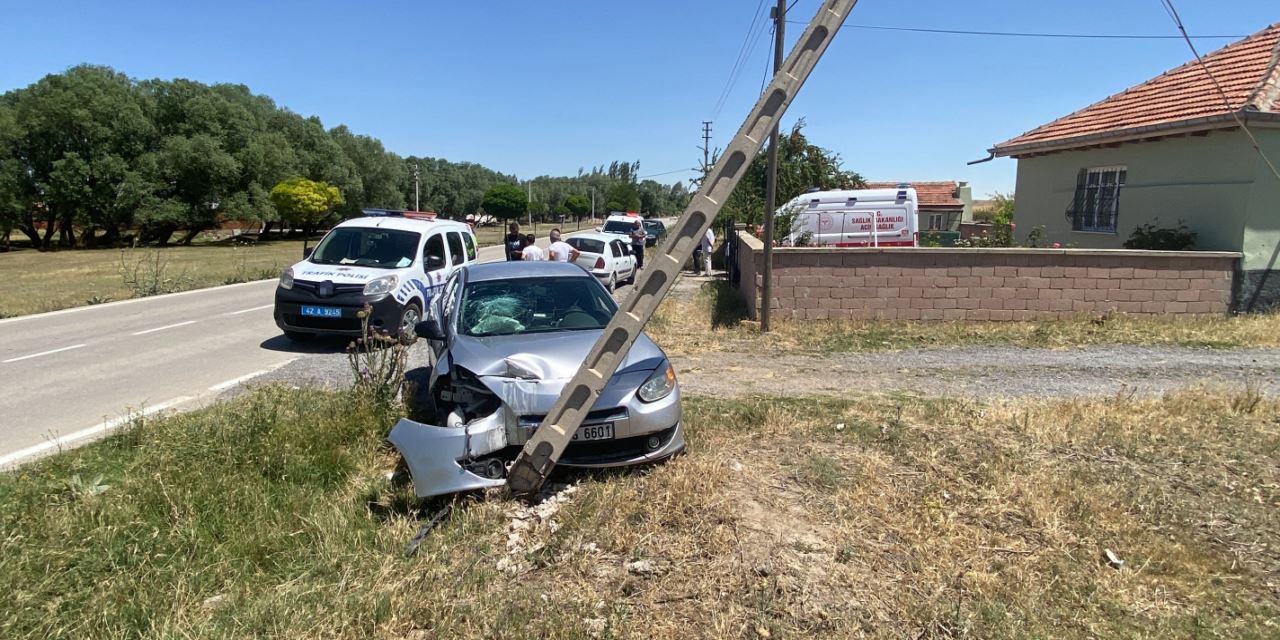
[274, 210, 478, 341]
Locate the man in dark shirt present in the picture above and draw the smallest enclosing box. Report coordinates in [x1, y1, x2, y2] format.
[629, 219, 647, 270]
[504, 222, 522, 261]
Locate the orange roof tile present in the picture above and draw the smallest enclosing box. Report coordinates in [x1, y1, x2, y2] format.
[865, 181, 963, 208]
[993, 23, 1280, 155]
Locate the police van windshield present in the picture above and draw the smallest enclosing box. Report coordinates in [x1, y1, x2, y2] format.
[310, 228, 420, 269]
[603, 220, 638, 233]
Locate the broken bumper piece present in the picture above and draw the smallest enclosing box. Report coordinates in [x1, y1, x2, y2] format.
[387, 412, 509, 498]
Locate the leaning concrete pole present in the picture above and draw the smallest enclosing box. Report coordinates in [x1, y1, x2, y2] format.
[506, 0, 860, 497]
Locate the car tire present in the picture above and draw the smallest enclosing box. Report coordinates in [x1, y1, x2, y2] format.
[397, 302, 422, 344]
[607, 272, 617, 293]
[283, 330, 315, 342]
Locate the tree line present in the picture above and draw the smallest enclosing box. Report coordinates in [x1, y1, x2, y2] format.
[0, 65, 689, 249]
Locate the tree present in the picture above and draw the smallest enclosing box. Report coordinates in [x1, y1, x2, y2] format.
[481, 183, 527, 221]
[721, 119, 864, 225]
[605, 182, 640, 213]
[270, 178, 343, 233]
[564, 194, 591, 219]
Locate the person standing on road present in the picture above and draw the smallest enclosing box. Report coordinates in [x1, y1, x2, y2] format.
[547, 229, 580, 263]
[629, 219, 647, 271]
[505, 222, 523, 261]
[520, 233, 545, 261]
[698, 227, 715, 275]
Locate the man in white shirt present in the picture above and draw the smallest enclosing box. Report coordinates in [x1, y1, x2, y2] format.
[547, 229, 581, 263]
[520, 234, 545, 261]
[698, 228, 715, 275]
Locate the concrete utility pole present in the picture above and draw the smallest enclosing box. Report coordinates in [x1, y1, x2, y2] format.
[527, 182, 533, 228]
[413, 163, 420, 211]
[761, 0, 785, 332]
[700, 121, 713, 177]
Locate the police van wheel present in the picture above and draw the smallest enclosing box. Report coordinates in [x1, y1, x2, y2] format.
[283, 330, 315, 342]
[397, 302, 422, 344]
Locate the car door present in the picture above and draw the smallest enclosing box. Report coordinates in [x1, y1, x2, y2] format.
[613, 240, 634, 277]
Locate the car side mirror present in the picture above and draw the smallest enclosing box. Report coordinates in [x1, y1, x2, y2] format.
[302, 247, 315, 259]
[414, 319, 445, 340]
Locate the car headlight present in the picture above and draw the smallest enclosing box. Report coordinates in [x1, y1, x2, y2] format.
[363, 275, 399, 296]
[279, 267, 294, 290]
[637, 363, 677, 403]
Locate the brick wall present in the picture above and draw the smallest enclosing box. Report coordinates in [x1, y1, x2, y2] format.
[731, 231, 1239, 321]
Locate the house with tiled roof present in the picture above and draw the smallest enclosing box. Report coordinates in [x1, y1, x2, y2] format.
[990, 23, 1280, 309]
[864, 181, 972, 231]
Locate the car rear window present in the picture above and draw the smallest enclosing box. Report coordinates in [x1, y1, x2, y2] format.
[568, 238, 605, 254]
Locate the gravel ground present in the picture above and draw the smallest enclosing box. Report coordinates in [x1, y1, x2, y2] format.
[241, 275, 1280, 401]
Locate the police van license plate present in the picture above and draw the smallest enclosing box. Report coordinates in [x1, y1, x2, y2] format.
[572, 423, 614, 441]
[300, 306, 342, 318]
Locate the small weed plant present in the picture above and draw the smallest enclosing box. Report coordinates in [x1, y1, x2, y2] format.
[118, 249, 193, 297]
[346, 304, 413, 417]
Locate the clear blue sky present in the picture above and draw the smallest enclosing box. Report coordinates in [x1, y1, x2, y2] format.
[1, 0, 1275, 196]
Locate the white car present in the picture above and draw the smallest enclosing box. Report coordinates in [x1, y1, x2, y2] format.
[566, 232, 637, 292]
[274, 211, 479, 340]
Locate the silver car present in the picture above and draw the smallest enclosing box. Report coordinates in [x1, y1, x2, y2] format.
[389, 260, 684, 497]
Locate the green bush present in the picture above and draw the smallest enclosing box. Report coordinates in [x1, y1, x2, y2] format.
[1123, 220, 1197, 251]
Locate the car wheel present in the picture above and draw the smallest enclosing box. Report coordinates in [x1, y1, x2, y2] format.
[283, 330, 315, 342]
[607, 272, 617, 293]
[397, 302, 422, 344]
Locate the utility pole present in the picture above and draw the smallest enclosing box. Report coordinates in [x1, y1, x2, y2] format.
[527, 181, 533, 228]
[700, 121, 713, 177]
[412, 163, 420, 211]
[590, 187, 596, 224]
[761, 0, 785, 332]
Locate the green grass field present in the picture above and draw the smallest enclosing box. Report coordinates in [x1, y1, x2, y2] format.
[2, 385, 1276, 638]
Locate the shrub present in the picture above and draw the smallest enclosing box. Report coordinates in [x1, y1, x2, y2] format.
[1124, 219, 1197, 251]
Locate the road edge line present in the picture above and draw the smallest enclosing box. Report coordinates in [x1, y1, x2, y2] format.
[0, 397, 191, 468]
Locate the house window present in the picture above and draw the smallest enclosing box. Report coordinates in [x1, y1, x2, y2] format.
[928, 213, 946, 230]
[1069, 166, 1126, 233]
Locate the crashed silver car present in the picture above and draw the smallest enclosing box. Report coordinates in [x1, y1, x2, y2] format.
[388, 260, 684, 497]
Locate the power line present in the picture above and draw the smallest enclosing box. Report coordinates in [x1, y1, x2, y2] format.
[637, 168, 698, 179]
[1156, 0, 1280, 183]
[784, 21, 1245, 39]
[711, 0, 770, 120]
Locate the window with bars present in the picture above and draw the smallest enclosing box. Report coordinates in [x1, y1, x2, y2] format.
[1068, 166, 1126, 233]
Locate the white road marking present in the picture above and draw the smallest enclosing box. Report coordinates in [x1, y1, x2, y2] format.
[0, 278, 278, 326]
[2, 343, 87, 364]
[228, 304, 274, 315]
[131, 320, 197, 336]
[0, 396, 191, 468]
[209, 357, 298, 392]
[208, 369, 269, 392]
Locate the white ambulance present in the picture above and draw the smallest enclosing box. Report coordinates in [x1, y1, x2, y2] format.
[274, 210, 479, 341]
[781, 186, 918, 247]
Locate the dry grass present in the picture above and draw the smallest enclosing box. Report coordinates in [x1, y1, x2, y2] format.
[0, 240, 306, 318]
[647, 280, 1280, 356]
[3, 385, 1277, 638]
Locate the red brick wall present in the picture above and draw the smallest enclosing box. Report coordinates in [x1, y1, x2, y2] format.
[732, 232, 1238, 321]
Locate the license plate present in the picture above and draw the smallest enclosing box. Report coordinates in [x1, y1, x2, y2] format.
[300, 305, 342, 318]
[572, 423, 614, 441]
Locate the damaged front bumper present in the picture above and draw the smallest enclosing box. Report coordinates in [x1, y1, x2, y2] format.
[388, 360, 684, 498]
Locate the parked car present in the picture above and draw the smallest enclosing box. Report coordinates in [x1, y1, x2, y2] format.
[566, 232, 636, 291]
[389, 260, 684, 497]
[274, 211, 478, 341]
[643, 219, 667, 247]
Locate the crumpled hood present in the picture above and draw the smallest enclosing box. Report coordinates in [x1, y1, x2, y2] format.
[452, 330, 666, 381]
[291, 261, 393, 283]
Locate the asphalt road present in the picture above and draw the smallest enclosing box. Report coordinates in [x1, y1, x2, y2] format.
[0, 226, 625, 466]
